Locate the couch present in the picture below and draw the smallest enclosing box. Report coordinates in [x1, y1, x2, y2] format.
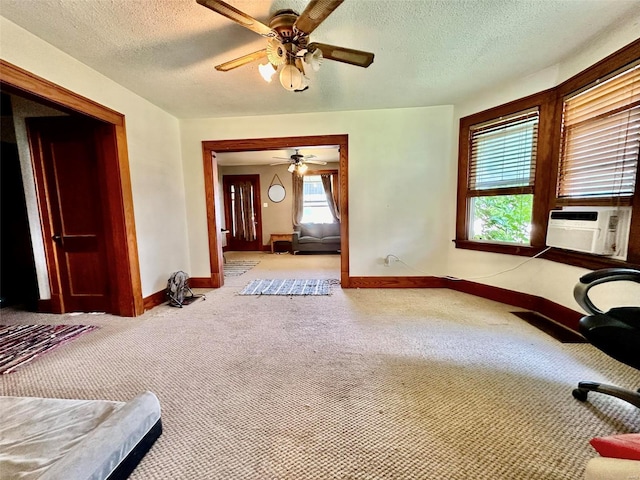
[292, 223, 341, 254]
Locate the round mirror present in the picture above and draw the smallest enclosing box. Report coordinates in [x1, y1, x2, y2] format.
[268, 184, 286, 203]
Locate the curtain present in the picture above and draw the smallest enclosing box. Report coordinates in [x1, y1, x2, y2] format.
[321, 174, 340, 222]
[292, 172, 304, 226]
[233, 181, 256, 241]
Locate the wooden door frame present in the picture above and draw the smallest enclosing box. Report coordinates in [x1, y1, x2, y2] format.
[0, 60, 143, 316]
[202, 135, 350, 288]
[222, 174, 263, 252]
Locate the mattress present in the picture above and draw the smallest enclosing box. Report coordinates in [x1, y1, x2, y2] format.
[0, 391, 161, 480]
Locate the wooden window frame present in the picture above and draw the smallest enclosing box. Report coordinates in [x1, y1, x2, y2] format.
[456, 38, 640, 269]
[456, 90, 557, 255]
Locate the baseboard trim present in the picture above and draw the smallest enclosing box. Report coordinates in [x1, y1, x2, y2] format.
[444, 278, 583, 331]
[189, 277, 216, 288]
[147, 271, 583, 331]
[347, 275, 583, 332]
[143, 289, 166, 311]
[38, 298, 53, 313]
[38, 294, 62, 314]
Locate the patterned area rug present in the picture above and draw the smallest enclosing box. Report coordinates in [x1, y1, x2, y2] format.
[239, 279, 337, 296]
[224, 260, 260, 277]
[0, 324, 98, 374]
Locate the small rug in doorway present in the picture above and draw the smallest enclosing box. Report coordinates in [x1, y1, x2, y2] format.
[0, 324, 98, 374]
[239, 279, 337, 296]
[224, 260, 260, 277]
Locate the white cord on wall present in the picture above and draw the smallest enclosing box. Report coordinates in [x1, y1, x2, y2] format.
[384, 246, 552, 280]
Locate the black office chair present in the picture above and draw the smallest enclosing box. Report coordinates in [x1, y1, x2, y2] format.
[572, 268, 640, 409]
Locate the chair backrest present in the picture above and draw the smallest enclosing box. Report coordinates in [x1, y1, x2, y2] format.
[574, 268, 640, 315]
[574, 268, 640, 370]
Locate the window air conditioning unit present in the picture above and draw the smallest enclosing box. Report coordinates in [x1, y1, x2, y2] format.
[546, 207, 632, 259]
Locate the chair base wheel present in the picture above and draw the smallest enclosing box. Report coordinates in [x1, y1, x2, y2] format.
[573, 381, 640, 409]
[572, 388, 588, 402]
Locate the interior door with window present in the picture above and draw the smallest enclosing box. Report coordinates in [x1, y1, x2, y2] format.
[223, 174, 262, 251]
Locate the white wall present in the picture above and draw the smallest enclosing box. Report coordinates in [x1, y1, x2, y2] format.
[180, 106, 455, 277]
[447, 15, 640, 310]
[0, 17, 189, 297]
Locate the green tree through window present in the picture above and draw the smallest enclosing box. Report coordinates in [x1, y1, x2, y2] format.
[471, 195, 533, 243]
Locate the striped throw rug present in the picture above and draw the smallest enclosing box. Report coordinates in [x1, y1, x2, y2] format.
[239, 279, 336, 296]
[224, 260, 260, 277]
[0, 324, 98, 374]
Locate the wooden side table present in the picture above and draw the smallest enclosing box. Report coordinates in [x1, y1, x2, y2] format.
[270, 233, 293, 254]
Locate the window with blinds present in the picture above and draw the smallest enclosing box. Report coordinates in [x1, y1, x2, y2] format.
[468, 108, 539, 194]
[466, 108, 539, 244]
[558, 61, 640, 201]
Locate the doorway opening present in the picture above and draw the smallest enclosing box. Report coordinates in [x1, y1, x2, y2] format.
[0, 94, 38, 310]
[201, 135, 350, 288]
[0, 60, 143, 316]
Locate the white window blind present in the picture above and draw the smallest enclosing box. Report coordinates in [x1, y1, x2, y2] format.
[558, 61, 640, 200]
[468, 109, 539, 192]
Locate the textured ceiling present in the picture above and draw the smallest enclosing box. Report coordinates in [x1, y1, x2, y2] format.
[1, 0, 639, 119]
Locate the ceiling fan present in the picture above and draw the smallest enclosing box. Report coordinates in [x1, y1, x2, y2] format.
[271, 149, 327, 173]
[196, 0, 375, 92]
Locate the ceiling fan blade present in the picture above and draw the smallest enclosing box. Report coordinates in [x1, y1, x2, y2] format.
[308, 42, 374, 68]
[270, 161, 293, 166]
[294, 0, 344, 35]
[197, 0, 275, 37]
[215, 49, 268, 71]
[305, 160, 328, 165]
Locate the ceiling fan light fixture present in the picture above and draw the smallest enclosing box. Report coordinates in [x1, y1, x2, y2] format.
[279, 64, 305, 91]
[266, 38, 287, 65]
[303, 48, 323, 72]
[297, 163, 309, 174]
[258, 62, 277, 82]
[288, 163, 296, 173]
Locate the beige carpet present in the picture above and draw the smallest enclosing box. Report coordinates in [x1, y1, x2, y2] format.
[1, 252, 638, 479]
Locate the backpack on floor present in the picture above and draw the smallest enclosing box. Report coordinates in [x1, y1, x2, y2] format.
[166, 271, 205, 307]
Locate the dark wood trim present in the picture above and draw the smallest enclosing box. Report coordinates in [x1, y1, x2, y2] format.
[454, 241, 640, 270]
[202, 135, 350, 287]
[551, 38, 640, 266]
[555, 38, 640, 98]
[444, 278, 583, 331]
[37, 297, 60, 313]
[304, 168, 339, 176]
[0, 60, 123, 125]
[0, 60, 143, 316]
[347, 275, 584, 332]
[189, 277, 216, 288]
[453, 240, 544, 257]
[143, 289, 167, 311]
[202, 149, 225, 288]
[347, 276, 448, 288]
[456, 89, 555, 244]
[456, 39, 640, 270]
[339, 139, 349, 287]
